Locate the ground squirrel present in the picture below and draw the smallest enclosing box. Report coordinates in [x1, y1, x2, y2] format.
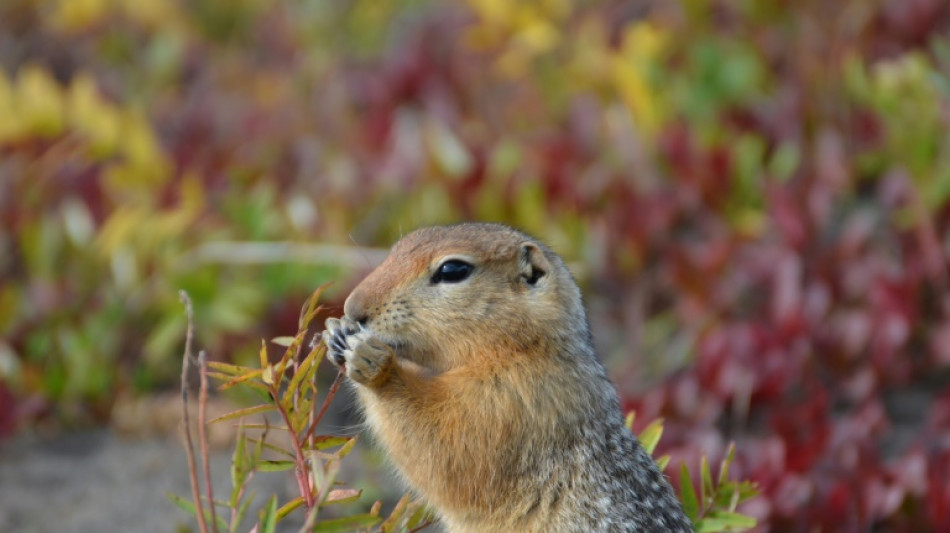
[322, 223, 692, 532]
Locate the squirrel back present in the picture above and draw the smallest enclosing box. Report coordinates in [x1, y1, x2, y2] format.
[323, 223, 692, 532]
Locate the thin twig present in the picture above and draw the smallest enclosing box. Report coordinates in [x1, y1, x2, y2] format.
[302, 370, 345, 444]
[298, 498, 321, 533]
[179, 290, 210, 533]
[197, 350, 219, 533]
[308, 341, 319, 450]
[268, 374, 315, 508]
[408, 520, 435, 533]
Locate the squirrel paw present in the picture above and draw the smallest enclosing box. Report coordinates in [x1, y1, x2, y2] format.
[321, 317, 394, 386]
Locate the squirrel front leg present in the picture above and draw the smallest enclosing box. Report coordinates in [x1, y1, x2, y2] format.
[322, 317, 443, 419]
[322, 316, 396, 387]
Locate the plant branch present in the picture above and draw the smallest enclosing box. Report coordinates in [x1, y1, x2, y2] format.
[179, 290, 210, 533]
[409, 520, 435, 533]
[271, 383, 315, 508]
[197, 350, 219, 533]
[303, 370, 345, 444]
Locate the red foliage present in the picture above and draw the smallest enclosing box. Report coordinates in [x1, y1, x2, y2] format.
[1, 1, 948, 530]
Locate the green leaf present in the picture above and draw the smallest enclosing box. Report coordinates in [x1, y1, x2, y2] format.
[715, 480, 759, 510]
[256, 460, 295, 472]
[292, 396, 315, 431]
[737, 481, 759, 500]
[311, 435, 351, 450]
[290, 345, 321, 393]
[335, 435, 358, 459]
[701, 456, 714, 508]
[258, 495, 278, 533]
[284, 345, 319, 413]
[696, 517, 732, 532]
[208, 403, 275, 424]
[232, 491, 254, 533]
[206, 361, 255, 376]
[230, 423, 248, 506]
[310, 513, 381, 533]
[167, 491, 197, 517]
[237, 423, 291, 431]
[246, 437, 295, 458]
[379, 494, 411, 533]
[215, 368, 265, 390]
[697, 510, 757, 532]
[406, 502, 434, 529]
[206, 371, 271, 395]
[637, 418, 664, 455]
[718, 443, 736, 486]
[259, 339, 269, 371]
[271, 332, 303, 388]
[300, 284, 330, 330]
[166, 492, 229, 531]
[276, 497, 305, 520]
[708, 510, 756, 528]
[679, 463, 700, 521]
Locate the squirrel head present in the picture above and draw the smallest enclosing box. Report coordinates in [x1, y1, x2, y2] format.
[343, 223, 589, 371]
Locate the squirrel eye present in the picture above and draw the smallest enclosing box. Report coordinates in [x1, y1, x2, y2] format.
[432, 260, 474, 284]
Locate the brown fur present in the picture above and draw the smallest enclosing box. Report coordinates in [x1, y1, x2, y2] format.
[323, 223, 691, 532]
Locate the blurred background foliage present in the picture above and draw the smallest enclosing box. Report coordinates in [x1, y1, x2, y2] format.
[2, 0, 950, 530]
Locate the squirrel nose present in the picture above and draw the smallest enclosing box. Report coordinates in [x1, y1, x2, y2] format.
[343, 292, 368, 326]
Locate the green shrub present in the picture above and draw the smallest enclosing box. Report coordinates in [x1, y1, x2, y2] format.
[173, 288, 757, 532]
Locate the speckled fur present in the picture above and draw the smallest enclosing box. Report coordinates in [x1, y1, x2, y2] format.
[323, 223, 692, 532]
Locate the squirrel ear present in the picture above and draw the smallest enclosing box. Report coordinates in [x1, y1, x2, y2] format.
[519, 243, 550, 286]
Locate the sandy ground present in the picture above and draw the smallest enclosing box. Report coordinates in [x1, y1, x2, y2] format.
[0, 429, 296, 533]
[0, 390, 423, 533]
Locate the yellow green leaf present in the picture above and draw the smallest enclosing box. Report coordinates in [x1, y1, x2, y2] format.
[208, 404, 275, 424]
[215, 368, 265, 390]
[379, 494, 411, 533]
[17, 65, 66, 137]
[271, 336, 296, 347]
[288, 345, 321, 391]
[311, 513, 380, 533]
[697, 511, 756, 532]
[701, 456, 714, 506]
[256, 460, 295, 472]
[680, 463, 700, 521]
[312, 435, 351, 450]
[258, 495, 278, 533]
[336, 435, 358, 459]
[637, 418, 664, 455]
[206, 361, 254, 376]
[166, 492, 229, 531]
[275, 497, 304, 520]
[259, 339, 268, 370]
